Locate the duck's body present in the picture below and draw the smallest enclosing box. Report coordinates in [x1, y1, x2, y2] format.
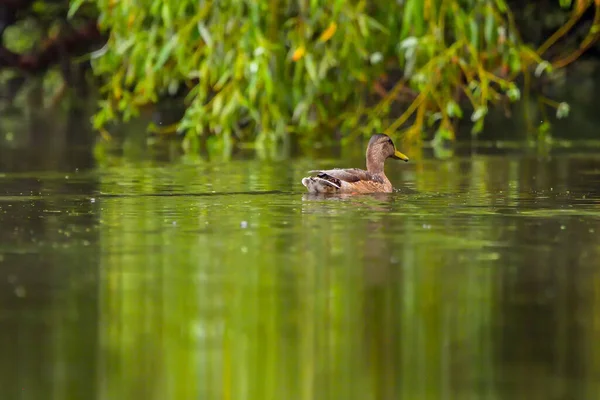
[302, 168, 393, 194]
[301, 133, 409, 194]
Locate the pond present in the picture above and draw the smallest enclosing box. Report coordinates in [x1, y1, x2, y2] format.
[1, 138, 600, 399]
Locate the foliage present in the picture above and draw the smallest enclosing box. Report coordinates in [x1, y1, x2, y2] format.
[72, 0, 600, 150]
[0, 1, 102, 113]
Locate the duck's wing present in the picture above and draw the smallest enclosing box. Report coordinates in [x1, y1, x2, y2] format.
[302, 168, 389, 194]
[308, 168, 381, 185]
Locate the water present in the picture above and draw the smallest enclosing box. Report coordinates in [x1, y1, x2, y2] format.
[2, 146, 600, 399]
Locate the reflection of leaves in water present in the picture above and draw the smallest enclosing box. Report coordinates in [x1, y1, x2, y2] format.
[512, 209, 600, 218]
[5, 153, 598, 398]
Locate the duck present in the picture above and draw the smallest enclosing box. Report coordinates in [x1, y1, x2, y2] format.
[301, 133, 409, 194]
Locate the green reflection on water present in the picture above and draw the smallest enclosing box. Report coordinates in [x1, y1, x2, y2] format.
[1, 155, 600, 399]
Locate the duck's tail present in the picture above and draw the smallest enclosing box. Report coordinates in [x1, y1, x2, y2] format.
[301, 177, 340, 194]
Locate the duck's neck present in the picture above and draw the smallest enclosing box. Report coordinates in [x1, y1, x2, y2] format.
[366, 153, 385, 174]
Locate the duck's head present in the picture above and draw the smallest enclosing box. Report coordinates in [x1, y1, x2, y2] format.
[366, 133, 409, 172]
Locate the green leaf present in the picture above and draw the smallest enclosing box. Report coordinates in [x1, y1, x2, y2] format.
[67, 0, 85, 19]
[401, 0, 416, 38]
[507, 85, 520, 101]
[472, 119, 485, 135]
[427, 112, 443, 126]
[559, 0, 572, 9]
[318, 55, 331, 78]
[198, 22, 213, 48]
[162, 4, 172, 29]
[471, 106, 488, 122]
[508, 48, 522, 72]
[370, 52, 383, 65]
[469, 19, 479, 49]
[214, 71, 232, 90]
[116, 37, 136, 55]
[484, 10, 495, 45]
[399, 36, 418, 50]
[446, 101, 463, 118]
[534, 61, 552, 77]
[468, 80, 479, 91]
[221, 93, 238, 120]
[293, 101, 308, 121]
[431, 128, 455, 160]
[305, 55, 318, 84]
[153, 34, 179, 71]
[556, 102, 570, 119]
[357, 15, 369, 37]
[365, 16, 388, 34]
[435, 127, 454, 141]
[539, 121, 551, 135]
[213, 94, 224, 115]
[495, 0, 508, 13]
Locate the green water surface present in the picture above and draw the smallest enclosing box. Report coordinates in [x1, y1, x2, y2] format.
[1, 150, 600, 400]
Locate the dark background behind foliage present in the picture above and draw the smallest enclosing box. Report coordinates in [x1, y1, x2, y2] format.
[0, 0, 599, 156]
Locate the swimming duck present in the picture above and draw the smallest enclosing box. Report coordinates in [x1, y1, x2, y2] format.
[301, 133, 409, 194]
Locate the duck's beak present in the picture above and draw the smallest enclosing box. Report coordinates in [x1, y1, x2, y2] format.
[392, 150, 409, 162]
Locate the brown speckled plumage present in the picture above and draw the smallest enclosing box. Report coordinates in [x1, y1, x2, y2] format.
[301, 133, 409, 194]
